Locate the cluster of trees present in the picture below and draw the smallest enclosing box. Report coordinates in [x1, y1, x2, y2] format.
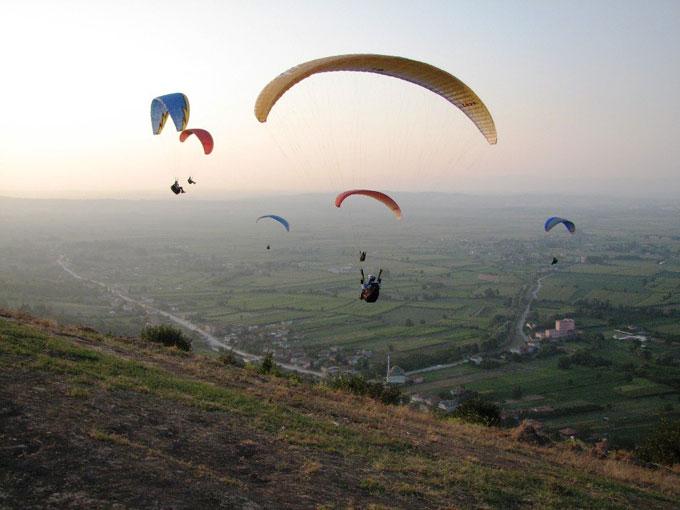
[449, 398, 501, 427]
[575, 298, 680, 324]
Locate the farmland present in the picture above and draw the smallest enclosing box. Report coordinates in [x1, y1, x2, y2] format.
[1, 193, 679, 447]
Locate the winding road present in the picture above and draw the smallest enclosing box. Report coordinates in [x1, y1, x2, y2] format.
[57, 257, 323, 378]
[510, 272, 551, 350]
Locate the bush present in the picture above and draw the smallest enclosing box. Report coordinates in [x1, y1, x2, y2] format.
[451, 398, 501, 427]
[479, 359, 501, 369]
[636, 417, 680, 466]
[326, 374, 402, 405]
[218, 349, 244, 367]
[140, 324, 191, 351]
[557, 357, 572, 369]
[259, 352, 276, 375]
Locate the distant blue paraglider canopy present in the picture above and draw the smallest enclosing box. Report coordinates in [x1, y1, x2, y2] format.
[544, 216, 575, 233]
[151, 93, 190, 135]
[257, 215, 290, 232]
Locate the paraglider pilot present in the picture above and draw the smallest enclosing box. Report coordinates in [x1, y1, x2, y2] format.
[551, 257, 558, 265]
[170, 180, 186, 195]
[359, 251, 366, 262]
[360, 268, 382, 303]
[188, 177, 196, 184]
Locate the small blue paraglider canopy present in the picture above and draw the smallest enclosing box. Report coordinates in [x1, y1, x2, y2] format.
[151, 93, 190, 135]
[544, 216, 575, 233]
[256, 215, 290, 232]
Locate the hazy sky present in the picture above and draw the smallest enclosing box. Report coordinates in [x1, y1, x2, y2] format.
[1, 0, 678, 198]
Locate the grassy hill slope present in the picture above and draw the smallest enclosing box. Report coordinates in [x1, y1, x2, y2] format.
[1, 310, 678, 509]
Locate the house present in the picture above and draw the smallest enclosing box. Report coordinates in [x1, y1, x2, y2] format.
[558, 427, 578, 440]
[385, 353, 407, 385]
[536, 318, 576, 341]
[322, 366, 340, 377]
[386, 366, 407, 385]
[529, 406, 554, 416]
[524, 343, 539, 354]
[423, 396, 440, 407]
[438, 400, 460, 413]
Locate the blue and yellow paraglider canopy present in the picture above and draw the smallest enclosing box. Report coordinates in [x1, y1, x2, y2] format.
[151, 93, 190, 135]
[256, 215, 290, 232]
[544, 217, 575, 233]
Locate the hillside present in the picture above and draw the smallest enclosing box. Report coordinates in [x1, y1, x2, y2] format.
[1, 310, 679, 509]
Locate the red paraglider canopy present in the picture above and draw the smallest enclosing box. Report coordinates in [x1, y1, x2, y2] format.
[334, 189, 402, 219]
[179, 128, 214, 155]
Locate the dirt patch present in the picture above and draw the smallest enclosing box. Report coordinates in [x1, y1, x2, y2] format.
[0, 366, 381, 509]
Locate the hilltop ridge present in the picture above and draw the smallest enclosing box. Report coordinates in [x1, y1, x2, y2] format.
[1, 309, 679, 509]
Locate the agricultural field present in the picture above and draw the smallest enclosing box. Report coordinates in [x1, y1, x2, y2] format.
[1, 194, 679, 447]
[406, 337, 680, 447]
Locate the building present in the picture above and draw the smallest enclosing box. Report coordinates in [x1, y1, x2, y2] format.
[559, 427, 578, 440]
[536, 318, 576, 341]
[556, 319, 575, 333]
[438, 400, 460, 413]
[385, 353, 407, 385]
[386, 366, 406, 384]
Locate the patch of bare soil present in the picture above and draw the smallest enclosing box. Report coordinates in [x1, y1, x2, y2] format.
[0, 365, 380, 509]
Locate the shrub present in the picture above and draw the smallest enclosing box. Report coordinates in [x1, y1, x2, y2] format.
[218, 349, 244, 368]
[451, 398, 501, 427]
[558, 356, 573, 369]
[325, 374, 402, 405]
[479, 359, 501, 369]
[259, 352, 275, 375]
[636, 417, 680, 466]
[140, 324, 191, 351]
[512, 386, 523, 399]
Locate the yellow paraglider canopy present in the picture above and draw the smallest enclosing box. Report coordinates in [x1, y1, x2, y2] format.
[255, 54, 497, 144]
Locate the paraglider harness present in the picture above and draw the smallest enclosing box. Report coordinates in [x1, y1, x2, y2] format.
[360, 268, 382, 303]
[170, 180, 185, 195]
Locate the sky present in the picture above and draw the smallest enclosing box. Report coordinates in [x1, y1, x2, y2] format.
[0, 0, 679, 199]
